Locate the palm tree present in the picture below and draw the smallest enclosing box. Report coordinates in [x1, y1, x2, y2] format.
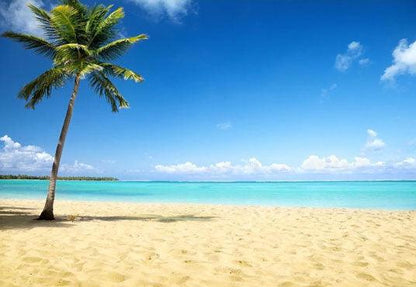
[2, 0, 147, 220]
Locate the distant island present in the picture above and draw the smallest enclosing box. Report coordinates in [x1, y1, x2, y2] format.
[0, 175, 118, 181]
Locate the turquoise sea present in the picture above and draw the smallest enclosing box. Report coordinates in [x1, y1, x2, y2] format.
[0, 180, 415, 210]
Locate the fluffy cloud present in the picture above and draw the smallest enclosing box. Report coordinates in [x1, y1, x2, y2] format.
[0, 135, 95, 174]
[300, 155, 384, 173]
[359, 58, 370, 66]
[61, 160, 95, 174]
[367, 129, 377, 137]
[155, 157, 292, 176]
[0, 135, 53, 172]
[129, 0, 192, 22]
[335, 41, 368, 71]
[301, 155, 347, 171]
[154, 154, 416, 178]
[155, 161, 207, 173]
[381, 39, 416, 81]
[395, 157, 416, 168]
[153, 127, 414, 178]
[216, 121, 232, 130]
[365, 129, 385, 151]
[0, 0, 44, 35]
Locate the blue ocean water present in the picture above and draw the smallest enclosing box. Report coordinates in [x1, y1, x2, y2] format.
[0, 180, 415, 210]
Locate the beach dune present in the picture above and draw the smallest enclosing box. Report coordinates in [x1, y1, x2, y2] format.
[1, 199, 415, 287]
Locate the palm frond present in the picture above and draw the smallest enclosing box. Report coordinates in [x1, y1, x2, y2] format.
[50, 5, 79, 43]
[54, 43, 92, 67]
[80, 63, 103, 77]
[89, 7, 124, 48]
[27, 4, 58, 41]
[100, 7, 124, 30]
[101, 63, 143, 82]
[60, 0, 88, 15]
[1, 32, 56, 58]
[59, 0, 90, 44]
[56, 43, 92, 55]
[85, 5, 110, 37]
[89, 71, 129, 112]
[4, 1, 145, 112]
[28, 4, 51, 26]
[19, 67, 69, 109]
[95, 34, 147, 60]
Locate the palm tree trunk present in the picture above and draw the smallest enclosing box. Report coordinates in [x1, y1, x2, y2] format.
[38, 75, 81, 220]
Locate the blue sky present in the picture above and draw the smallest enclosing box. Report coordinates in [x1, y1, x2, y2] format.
[1, 0, 416, 180]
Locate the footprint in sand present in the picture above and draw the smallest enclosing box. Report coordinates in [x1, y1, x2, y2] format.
[278, 282, 295, 287]
[176, 276, 190, 284]
[313, 262, 325, 270]
[369, 253, 385, 262]
[356, 272, 376, 281]
[105, 271, 126, 283]
[228, 268, 243, 277]
[397, 261, 414, 270]
[387, 268, 404, 275]
[352, 261, 369, 267]
[309, 280, 328, 287]
[144, 252, 160, 262]
[56, 279, 72, 286]
[330, 246, 342, 252]
[22, 256, 45, 263]
[236, 260, 252, 267]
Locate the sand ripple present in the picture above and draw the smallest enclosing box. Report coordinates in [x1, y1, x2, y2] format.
[1, 199, 415, 286]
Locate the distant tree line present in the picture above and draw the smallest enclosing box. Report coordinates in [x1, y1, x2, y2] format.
[0, 175, 118, 181]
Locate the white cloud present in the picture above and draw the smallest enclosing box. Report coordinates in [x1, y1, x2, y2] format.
[0, 135, 95, 174]
[359, 58, 370, 66]
[365, 129, 385, 151]
[216, 121, 232, 130]
[301, 155, 348, 171]
[61, 160, 95, 174]
[237, 158, 291, 174]
[395, 157, 416, 168]
[366, 139, 385, 150]
[155, 161, 207, 174]
[152, 128, 416, 179]
[381, 39, 416, 81]
[300, 155, 384, 173]
[321, 83, 337, 100]
[155, 157, 292, 176]
[130, 0, 192, 22]
[101, 159, 116, 164]
[0, 0, 44, 36]
[348, 41, 360, 50]
[335, 41, 367, 71]
[367, 129, 377, 137]
[155, 154, 416, 177]
[0, 134, 53, 172]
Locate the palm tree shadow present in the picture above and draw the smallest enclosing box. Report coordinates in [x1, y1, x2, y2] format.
[0, 205, 216, 230]
[78, 214, 216, 223]
[0, 206, 73, 230]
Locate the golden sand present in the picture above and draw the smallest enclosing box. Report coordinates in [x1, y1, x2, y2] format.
[1, 199, 415, 287]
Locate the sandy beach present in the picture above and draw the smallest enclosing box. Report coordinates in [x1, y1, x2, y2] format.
[1, 199, 415, 287]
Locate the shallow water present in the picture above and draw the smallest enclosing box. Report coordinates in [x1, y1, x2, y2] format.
[1, 180, 415, 210]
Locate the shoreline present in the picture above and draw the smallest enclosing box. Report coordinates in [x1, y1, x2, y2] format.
[1, 199, 416, 286]
[2, 178, 416, 182]
[1, 197, 415, 212]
